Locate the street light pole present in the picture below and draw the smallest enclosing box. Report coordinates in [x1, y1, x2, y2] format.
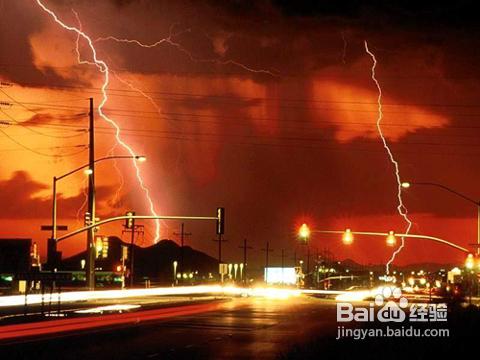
[86, 97, 95, 290]
[51, 154, 146, 246]
[315, 229, 470, 253]
[402, 181, 480, 255]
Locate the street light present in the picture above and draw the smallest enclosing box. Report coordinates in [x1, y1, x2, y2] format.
[402, 181, 480, 255]
[50, 154, 146, 289]
[386, 231, 397, 247]
[52, 155, 147, 241]
[400, 182, 410, 189]
[342, 229, 353, 245]
[314, 229, 469, 253]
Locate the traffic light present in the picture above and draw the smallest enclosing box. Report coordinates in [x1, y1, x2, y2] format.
[216, 207, 225, 235]
[95, 236, 109, 258]
[84, 212, 91, 227]
[102, 237, 109, 258]
[95, 236, 103, 258]
[125, 211, 135, 229]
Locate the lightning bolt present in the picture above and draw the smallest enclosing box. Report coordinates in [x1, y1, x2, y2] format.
[95, 28, 278, 77]
[73, 11, 126, 216]
[364, 41, 412, 274]
[107, 145, 124, 209]
[75, 178, 88, 227]
[36, 0, 161, 243]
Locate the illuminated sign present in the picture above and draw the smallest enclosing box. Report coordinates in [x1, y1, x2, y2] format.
[264, 267, 296, 285]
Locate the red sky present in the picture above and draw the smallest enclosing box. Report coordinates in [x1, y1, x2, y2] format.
[0, 1, 479, 269]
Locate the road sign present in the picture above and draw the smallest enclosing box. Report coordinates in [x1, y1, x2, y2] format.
[41, 225, 68, 231]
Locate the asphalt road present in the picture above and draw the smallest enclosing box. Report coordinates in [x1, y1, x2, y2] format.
[0, 296, 338, 360]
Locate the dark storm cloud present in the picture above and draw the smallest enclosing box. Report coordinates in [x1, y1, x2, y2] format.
[272, 0, 480, 31]
[71, 0, 480, 87]
[0, 171, 115, 219]
[0, 0, 79, 86]
[21, 112, 87, 127]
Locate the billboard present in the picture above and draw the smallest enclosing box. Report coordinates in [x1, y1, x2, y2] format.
[264, 267, 296, 285]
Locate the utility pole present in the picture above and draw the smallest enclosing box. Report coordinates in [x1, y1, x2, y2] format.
[213, 234, 227, 264]
[122, 218, 144, 288]
[173, 223, 192, 281]
[239, 238, 253, 286]
[213, 234, 227, 282]
[86, 98, 95, 290]
[261, 242, 274, 282]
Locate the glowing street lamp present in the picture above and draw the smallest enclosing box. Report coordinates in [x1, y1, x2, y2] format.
[342, 229, 353, 245]
[298, 223, 310, 241]
[386, 231, 397, 247]
[402, 181, 480, 256]
[401, 182, 411, 189]
[50, 154, 147, 290]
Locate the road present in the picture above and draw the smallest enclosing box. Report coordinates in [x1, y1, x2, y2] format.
[0, 295, 338, 359]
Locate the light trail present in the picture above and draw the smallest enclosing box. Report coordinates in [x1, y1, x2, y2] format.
[0, 302, 224, 341]
[364, 41, 413, 274]
[36, 1, 161, 242]
[0, 285, 343, 307]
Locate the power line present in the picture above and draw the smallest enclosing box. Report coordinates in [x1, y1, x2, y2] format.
[0, 89, 87, 139]
[3, 62, 480, 80]
[0, 127, 87, 157]
[16, 98, 480, 117]
[9, 115, 480, 151]
[3, 80, 480, 109]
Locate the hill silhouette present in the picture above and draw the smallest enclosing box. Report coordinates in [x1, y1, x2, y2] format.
[60, 237, 218, 282]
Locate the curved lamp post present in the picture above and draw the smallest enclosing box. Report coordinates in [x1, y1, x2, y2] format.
[401, 181, 480, 255]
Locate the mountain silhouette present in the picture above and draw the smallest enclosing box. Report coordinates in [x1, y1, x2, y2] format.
[60, 236, 218, 283]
